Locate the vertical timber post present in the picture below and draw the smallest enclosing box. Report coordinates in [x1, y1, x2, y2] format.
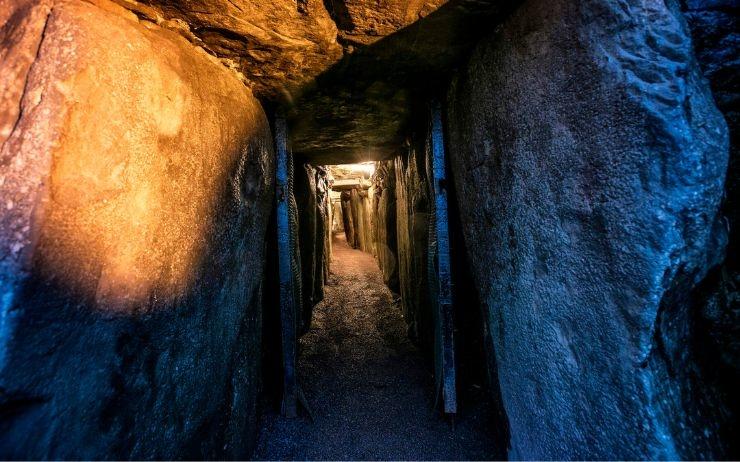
[275, 114, 297, 417]
[431, 99, 457, 415]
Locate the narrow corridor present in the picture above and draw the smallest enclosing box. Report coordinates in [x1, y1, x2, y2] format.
[253, 234, 502, 460]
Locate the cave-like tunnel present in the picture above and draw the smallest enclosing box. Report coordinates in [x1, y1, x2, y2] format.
[0, 0, 738, 460]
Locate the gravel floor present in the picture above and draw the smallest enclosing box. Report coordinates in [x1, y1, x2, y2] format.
[252, 235, 503, 460]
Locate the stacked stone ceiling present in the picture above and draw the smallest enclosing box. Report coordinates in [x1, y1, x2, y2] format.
[113, 0, 519, 164]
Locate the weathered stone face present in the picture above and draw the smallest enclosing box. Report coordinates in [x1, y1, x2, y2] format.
[372, 161, 399, 290]
[393, 144, 432, 348]
[107, 0, 451, 102]
[54, 0, 518, 165]
[447, 0, 729, 459]
[682, 6, 740, 450]
[0, 0, 273, 458]
[287, 0, 521, 164]
[293, 164, 323, 334]
[113, 0, 343, 100]
[326, 0, 447, 47]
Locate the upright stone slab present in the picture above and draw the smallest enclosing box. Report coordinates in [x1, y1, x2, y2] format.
[681, 5, 740, 452]
[296, 163, 318, 334]
[447, 0, 729, 458]
[350, 188, 366, 250]
[314, 167, 330, 302]
[0, 0, 274, 458]
[372, 161, 400, 291]
[394, 146, 432, 348]
[340, 191, 355, 246]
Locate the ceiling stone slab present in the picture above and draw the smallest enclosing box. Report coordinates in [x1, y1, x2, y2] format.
[103, 0, 519, 164]
[324, 0, 448, 47]
[116, 0, 343, 99]
[287, 0, 520, 164]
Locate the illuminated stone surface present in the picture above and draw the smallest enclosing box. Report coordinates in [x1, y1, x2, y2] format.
[0, 0, 736, 459]
[325, 0, 447, 47]
[108, 0, 342, 100]
[0, 0, 273, 458]
[103, 0, 449, 102]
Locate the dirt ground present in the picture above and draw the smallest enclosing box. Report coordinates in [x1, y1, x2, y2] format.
[252, 234, 503, 460]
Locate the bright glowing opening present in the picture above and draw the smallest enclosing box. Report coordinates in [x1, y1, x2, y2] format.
[332, 162, 376, 178]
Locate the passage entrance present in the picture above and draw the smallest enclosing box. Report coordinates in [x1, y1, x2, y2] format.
[273, 102, 457, 419]
[254, 229, 501, 459]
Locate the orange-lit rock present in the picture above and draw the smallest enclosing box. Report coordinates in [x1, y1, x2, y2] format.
[114, 0, 343, 100]
[96, 0, 449, 100]
[2, 0, 271, 312]
[0, 0, 273, 458]
[327, 0, 447, 46]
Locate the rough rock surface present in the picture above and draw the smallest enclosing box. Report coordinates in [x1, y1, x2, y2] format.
[295, 163, 332, 334]
[326, 0, 447, 47]
[0, 0, 274, 458]
[288, 0, 521, 164]
[682, 4, 740, 453]
[315, 167, 330, 303]
[111, 0, 342, 100]
[105, 0, 451, 102]
[447, 0, 729, 458]
[349, 190, 365, 250]
[350, 188, 373, 253]
[394, 145, 433, 348]
[372, 161, 400, 290]
[340, 190, 355, 246]
[296, 163, 319, 334]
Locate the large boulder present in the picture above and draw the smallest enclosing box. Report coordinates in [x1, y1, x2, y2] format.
[102, 0, 450, 101]
[681, 5, 740, 454]
[112, 0, 343, 100]
[447, 0, 729, 459]
[0, 0, 274, 458]
[324, 0, 446, 46]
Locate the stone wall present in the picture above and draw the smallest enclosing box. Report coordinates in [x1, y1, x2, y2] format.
[296, 163, 318, 334]
[681, 3, 740, 454]
[295, 162, 331, 335]
[350, 189, 366, 250]
[352, 188, 374, 254]
[0, 0, 274, 458]
[317, 167, 331, 302]
[332, 201, 343, 233]
[340, 190, 355, 246]
[338, 186, 373, 253]
[446, 0, 729, 458]
[394, 144, 433, 348]
[372, 161, 400, 291]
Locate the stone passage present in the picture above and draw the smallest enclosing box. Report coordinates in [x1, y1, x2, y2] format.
[1, 0, 736, 458]
[253, 233, 502, 460]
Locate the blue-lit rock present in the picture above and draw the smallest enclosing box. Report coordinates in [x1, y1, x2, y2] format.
[446, 0, 729, 458]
